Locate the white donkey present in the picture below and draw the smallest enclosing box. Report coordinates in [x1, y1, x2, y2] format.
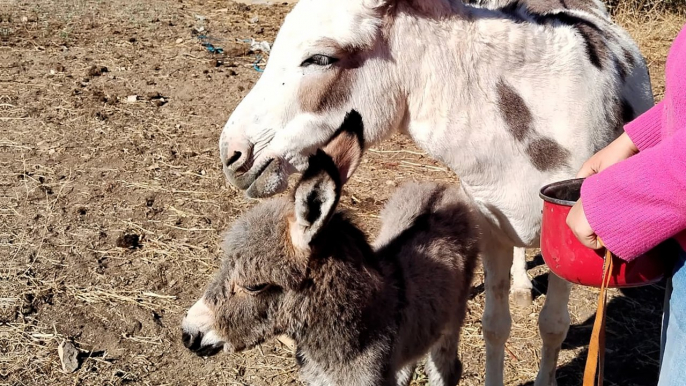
[217, 0, 653, 385]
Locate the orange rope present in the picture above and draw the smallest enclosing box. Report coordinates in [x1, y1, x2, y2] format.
[583, 246, 615, 386]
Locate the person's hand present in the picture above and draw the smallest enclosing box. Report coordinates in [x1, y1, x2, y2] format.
[566, 198, 603, 250]
[576, 132, 639, 178]
[568, 133, 638, 249]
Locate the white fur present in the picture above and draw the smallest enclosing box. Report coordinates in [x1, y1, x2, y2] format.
[182, 298, 227, 350]
[183, 298, 215, 333]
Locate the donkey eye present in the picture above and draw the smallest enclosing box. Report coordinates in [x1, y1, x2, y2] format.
[243, 283, 270, 293]
[301, 55, 339, 67]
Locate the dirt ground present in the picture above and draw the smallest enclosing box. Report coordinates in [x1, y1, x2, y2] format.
[5, 1, 685, 385]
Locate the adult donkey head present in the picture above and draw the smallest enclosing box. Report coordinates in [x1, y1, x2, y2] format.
[220, 0, 414, 198]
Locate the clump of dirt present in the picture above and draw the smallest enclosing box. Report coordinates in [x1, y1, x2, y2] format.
[116, 233, 143, 249]
[86, 65, 109, 77]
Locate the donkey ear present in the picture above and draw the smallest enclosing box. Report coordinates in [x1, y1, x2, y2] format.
[321, 110, 364, 185]
[290, 150, 342, 249]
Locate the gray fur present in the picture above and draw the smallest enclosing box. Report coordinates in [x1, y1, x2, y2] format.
[526, 137, 571, 171]
[184, 178, 480, 385]
[496, 80, 533, 142]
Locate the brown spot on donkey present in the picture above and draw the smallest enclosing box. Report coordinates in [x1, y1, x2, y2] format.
[182, 111, 480, 386]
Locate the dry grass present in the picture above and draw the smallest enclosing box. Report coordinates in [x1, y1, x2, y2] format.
[614, 7, 685, 101]
[3, 0, 685, 385]
[607, 0, 686, 16]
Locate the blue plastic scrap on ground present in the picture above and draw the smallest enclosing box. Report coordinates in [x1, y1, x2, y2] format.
[196, 35, 223, 54]
[195, 36, 266, 72]
[253, 55, 264, 72]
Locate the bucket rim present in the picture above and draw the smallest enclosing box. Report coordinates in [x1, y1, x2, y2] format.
[539, 178, 585, 207]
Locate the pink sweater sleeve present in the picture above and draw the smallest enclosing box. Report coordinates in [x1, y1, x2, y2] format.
[623, 101, 664, 151]
[581, 127, 686, 261]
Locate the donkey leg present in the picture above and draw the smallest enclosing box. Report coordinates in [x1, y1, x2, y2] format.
[426, 332, 462, 386]
[395, 363, 417, 386]
[534, 272, 571, 386]
[510, 247, 533, 307]
[482, 243, 513, 386]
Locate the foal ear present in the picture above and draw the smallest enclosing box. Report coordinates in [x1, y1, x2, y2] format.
[289, 110, 364, 249]
[321, 110, 365, 185]
[290, 150, 342, 249]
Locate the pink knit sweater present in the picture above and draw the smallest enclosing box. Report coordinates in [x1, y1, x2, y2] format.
[581, 24, 686, 261]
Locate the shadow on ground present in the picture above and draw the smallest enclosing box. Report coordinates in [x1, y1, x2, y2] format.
[521, 263, 666, 386]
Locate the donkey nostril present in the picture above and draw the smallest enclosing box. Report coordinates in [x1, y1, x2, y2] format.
[182, 331, 193, 348]
[226, 151, 242, 167]
[182, 331, 203, 351]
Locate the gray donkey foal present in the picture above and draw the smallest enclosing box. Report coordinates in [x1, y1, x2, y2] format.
[182, 112, 480, 386]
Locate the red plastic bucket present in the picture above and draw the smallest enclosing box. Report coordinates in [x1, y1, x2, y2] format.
[539, 178, 673, 288]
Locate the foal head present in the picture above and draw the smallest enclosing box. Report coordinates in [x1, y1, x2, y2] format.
[182, 115, 366, 355]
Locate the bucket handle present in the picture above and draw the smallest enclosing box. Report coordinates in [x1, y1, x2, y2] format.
[583, 242, 616, 386]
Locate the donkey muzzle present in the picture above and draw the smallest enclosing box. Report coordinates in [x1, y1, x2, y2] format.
[181, 329, 224, 357]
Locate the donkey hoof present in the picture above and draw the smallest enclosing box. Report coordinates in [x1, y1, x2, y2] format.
[511, 289, 533, 308]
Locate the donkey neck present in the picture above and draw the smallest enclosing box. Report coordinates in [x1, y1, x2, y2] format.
[387, 6, 500, 170]
[387, 3, 487, 103]
[290, 241, 402, 370]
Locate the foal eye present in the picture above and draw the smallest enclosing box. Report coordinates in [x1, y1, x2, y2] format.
[243, 283, 270, 293]
[301, 55, 339, 67]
